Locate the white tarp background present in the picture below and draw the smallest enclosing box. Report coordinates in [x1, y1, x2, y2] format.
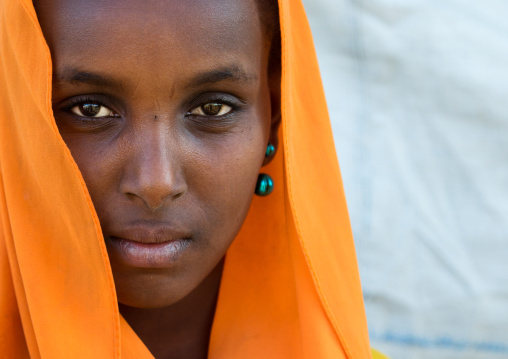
[301, 1, 508, 358]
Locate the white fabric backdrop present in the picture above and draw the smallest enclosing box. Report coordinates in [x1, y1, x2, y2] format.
[301, 1, 508, 358]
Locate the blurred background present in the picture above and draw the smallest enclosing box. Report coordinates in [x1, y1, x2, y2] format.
[301, 1, 508, 358]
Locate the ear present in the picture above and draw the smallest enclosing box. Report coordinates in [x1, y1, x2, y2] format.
[263, 69, 281, 166]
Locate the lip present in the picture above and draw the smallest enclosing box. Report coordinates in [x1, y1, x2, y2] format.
[107, 225, 192, 268]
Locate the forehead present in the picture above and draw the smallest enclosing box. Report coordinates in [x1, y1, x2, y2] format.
[37, 0, 266, 84]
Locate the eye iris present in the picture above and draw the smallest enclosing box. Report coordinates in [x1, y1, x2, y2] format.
[202, 103, 222, 116]
[80, 103, 101, 116]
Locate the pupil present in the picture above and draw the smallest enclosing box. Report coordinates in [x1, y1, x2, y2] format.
[80, 103, 101, 116]
[202, 103, 222, 116]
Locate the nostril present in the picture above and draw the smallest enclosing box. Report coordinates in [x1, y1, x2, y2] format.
[119, 143, 187, 209]
[122, 180, 187, 210]
[138, 190, 185, 210]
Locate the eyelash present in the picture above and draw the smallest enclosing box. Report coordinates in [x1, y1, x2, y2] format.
[63, 96, 118, 120]
[186, 95, 240, 118]
[61, 94, 243, 122]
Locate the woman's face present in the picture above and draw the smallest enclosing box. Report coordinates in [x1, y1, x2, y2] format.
[37, 0, 278, 308]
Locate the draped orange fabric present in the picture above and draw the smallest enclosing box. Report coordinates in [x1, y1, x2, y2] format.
[0, 0, 373, 357]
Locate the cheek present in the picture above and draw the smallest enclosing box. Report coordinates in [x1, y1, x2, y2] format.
[185, 129, 266, 232]
[183, 94, 271, 225]
[59, 132, 125, 222]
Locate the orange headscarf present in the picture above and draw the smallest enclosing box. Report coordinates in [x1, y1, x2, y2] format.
[0, 0, 375, 357]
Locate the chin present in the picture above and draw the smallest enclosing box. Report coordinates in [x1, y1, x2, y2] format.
[114, 271, 198, 309]
[113, 257, 225, 309]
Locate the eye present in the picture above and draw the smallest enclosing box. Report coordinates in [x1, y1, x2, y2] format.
[70, 102, 117, 118]
[189, 102, 232, 117]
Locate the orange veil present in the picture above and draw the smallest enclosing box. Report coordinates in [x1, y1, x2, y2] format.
[0, 0, 374, 357]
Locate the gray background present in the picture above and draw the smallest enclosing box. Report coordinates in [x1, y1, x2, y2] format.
[301, 0, 508, 358]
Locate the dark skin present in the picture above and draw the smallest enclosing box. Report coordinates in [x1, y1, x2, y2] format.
[35, 1, 280, 358]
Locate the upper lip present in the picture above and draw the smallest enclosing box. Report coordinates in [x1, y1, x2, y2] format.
[109, 224, 191, 244]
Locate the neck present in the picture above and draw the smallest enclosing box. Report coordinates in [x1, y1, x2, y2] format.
[119, 261, 223, 359]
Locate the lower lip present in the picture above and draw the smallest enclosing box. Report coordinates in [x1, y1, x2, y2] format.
[107, 237, 191, 268]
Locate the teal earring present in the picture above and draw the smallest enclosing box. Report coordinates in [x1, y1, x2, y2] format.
[255, 174, 274, 196]
[255, 144, 275, 196]
[265, 143, 275, 157]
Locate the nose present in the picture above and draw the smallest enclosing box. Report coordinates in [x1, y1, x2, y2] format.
[120, 127, 187, 210]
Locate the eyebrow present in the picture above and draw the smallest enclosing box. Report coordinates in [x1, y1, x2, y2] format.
[186, 66, 258, 88]
[53, 68, 121, 89]
[53, 65, 258, 90]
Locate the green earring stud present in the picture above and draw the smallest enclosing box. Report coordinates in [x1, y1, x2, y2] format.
[255, 173, 274, 196]
[265, 143, 275, 157]
[255, 143, 275, 196]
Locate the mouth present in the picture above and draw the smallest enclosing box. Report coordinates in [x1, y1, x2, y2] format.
[107, 225, 192, 268]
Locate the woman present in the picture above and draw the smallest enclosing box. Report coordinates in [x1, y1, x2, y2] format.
[0, 0, 387, 357]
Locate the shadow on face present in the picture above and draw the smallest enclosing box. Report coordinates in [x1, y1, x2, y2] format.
[35, 0, 280, 308]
